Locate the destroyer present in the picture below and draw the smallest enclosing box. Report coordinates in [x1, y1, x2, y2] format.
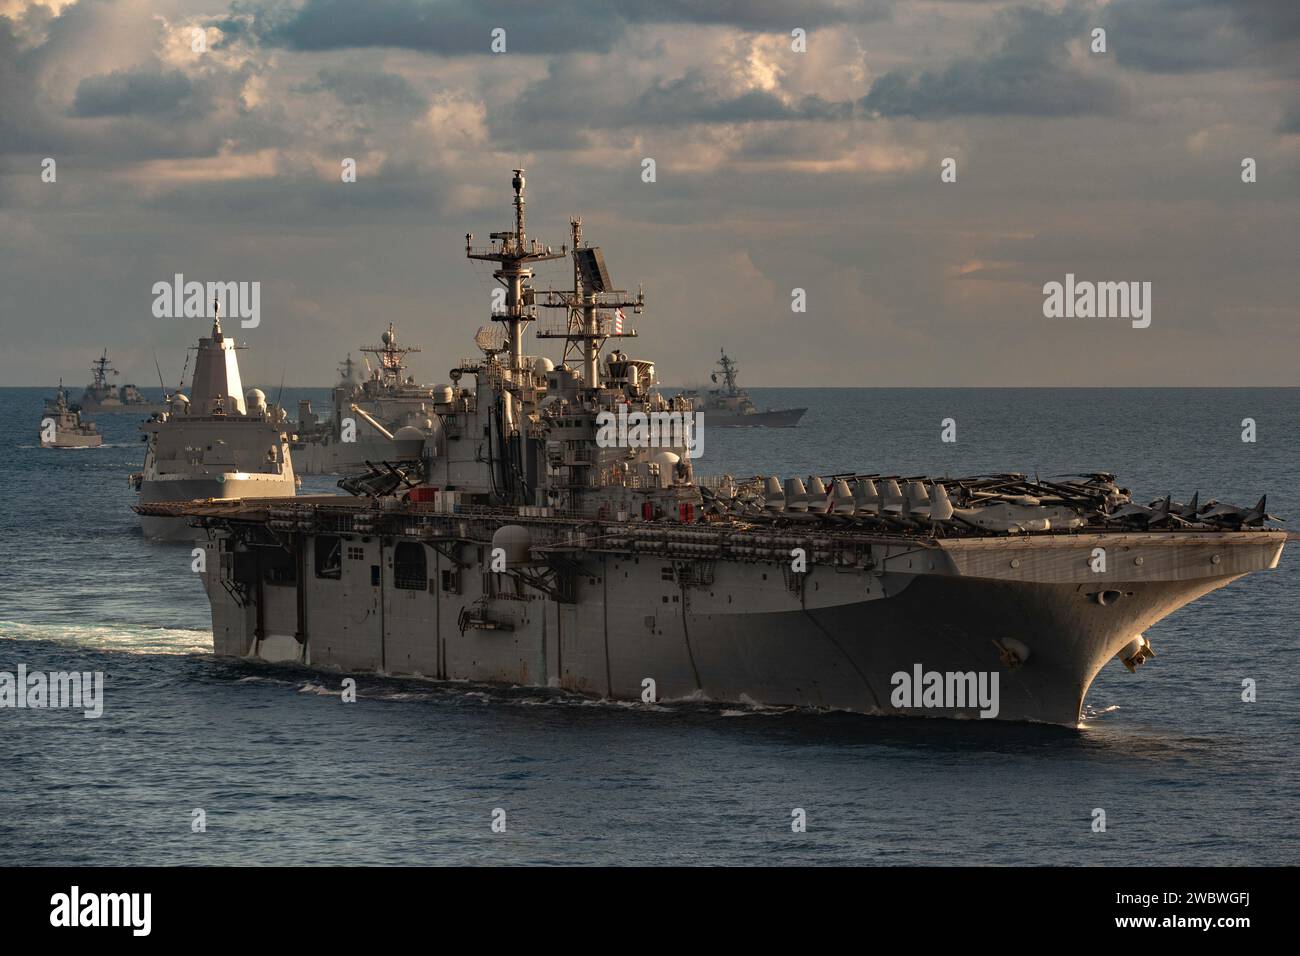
[138, 172, 1286, 726]
[677, 349, 806, 427]
[40, 381, 102, 448]
[131, 304, 296, 541]
[79, 349, 162, 413]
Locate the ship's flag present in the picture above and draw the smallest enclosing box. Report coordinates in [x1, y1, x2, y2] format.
[613, 308, 625, 334]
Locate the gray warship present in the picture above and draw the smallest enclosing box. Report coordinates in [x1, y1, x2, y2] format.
[137, 171, 1287, 726]
[678, 349, 806, 427]
[292, 328, 441, 475]
[40, 381, 102, 448]
[131, 305, 297, 541]
[79, 349, 163, 413]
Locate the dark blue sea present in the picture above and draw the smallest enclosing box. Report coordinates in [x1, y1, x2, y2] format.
[1, 386, 1296, 866]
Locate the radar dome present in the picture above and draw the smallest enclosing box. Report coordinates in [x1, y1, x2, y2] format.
[382, 329, 394, 346]
[491, 525, 532, 567]
[393, 425, 426, 460]
[651, 451, 680, 489]
[533, 357, 555, 376]
[245, 388, 267, 411]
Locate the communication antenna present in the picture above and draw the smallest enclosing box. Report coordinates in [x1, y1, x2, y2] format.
[153, 351, 168, 394]
[176, 351, 190, 394]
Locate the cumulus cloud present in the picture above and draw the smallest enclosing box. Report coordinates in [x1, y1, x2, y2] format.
[297, 66, 429, 115]
[862, 5, 1125, 118]
[72, 66, 200, 117]
[1, 0, 1297, 387]
[256, 0, 881, 54]
[1105, 0, 1300, 73]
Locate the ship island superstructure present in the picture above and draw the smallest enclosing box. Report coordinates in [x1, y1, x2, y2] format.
[292, 328, 443, 474]
[137, 172, 1287, 726]
[132, 306, 296, 541]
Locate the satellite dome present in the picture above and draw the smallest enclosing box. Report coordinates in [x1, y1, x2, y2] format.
[534, 356, 555, 376]
[245, 388, 267, 410]
[382, 329, 395, 346]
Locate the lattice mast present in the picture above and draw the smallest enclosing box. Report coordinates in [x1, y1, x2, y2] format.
[538, 219, 644, 389]
[360, 323, 419, 388]
[90, 349, 119, 389]
[465, 170, 566, 429]
[715, 349, 741, 394]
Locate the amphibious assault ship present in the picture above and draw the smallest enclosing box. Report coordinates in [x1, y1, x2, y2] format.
[137, 172, 1287, 726]
[131, 305, 297, 541]
[678, 349, 806, 427]
[40, 381, 102, 448]
[292, 327, 441, 475]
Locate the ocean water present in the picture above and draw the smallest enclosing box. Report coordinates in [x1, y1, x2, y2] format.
[1, 385, 1296, 866]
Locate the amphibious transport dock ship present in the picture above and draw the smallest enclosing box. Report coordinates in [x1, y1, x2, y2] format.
[132, 306, 296, 541]
[138, 172, 1286, 726]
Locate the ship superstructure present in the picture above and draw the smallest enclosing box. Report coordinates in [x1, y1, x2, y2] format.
[132, 306, 296, 541]
[137, 172, 1287, 726]
[293, 328, 444, 474]
[678, 349, 806, 427]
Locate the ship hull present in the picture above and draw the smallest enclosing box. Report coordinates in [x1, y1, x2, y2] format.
[195, 523, 1283, 726]
[41, 433, 102, 448]
[81, 402, 165, 415]
[704, 407, 806, 428]
[138, 475, 296, 541]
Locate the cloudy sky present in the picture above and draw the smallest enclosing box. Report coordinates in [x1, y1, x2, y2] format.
[1, 0, 1296, 388]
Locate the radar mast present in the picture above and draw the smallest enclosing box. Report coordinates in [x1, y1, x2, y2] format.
[537, 218, 644, 388]
[465, 170, 566, 429]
